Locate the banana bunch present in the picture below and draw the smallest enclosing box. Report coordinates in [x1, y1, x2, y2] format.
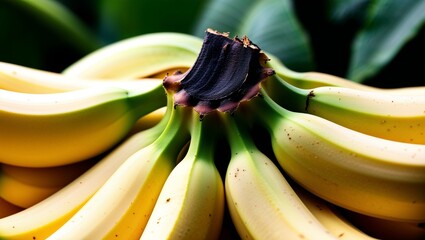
[0, 28, 424, 240]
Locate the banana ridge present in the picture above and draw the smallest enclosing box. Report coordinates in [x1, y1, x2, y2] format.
[264, 74, 425, 144]
[249, 90, 425, 222]
[141, 111, 224, 240]
[0, 111, 170, 240]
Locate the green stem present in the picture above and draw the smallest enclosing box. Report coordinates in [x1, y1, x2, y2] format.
[221, 113, 257, 156]
[262, 74, 310, 113]
[151, 96, 191, 160]
[184, 112, 219, 161]
[242, 90, 294, 135]
[128, 83, 167, 120]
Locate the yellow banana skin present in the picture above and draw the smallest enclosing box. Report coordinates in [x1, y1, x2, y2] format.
[250, 92, 425, 222]
[267, 55, 425, 95]
[0, 112, 168, 240]
[0, 82, 165, 167]
[223, 115, 336, 240]
[265, 75, 425, 144]
[0, 160, 95, 208]
[0, 172, 61, 208]
[141, 113, 224, 240]
[0, 197, 23, 218]
[343, 209, 425, 240]
[0, 61, 162, 93]
[293, 184, 377, 240]
[47, 101, 190, 240]
[63, 32, 202, 78]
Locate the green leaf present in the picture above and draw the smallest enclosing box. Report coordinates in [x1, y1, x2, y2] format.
[98, 0, 209, 43]
[326, 0, 369, 23]
[6, 0, 101, 53]
[348, 0, 425, 82]
[193, 0, 314, 71]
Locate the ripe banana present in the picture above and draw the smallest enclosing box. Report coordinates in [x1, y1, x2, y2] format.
[0, 61, 162, 93]
[1, 159, 95, 188]
[223, 114, 336, 240]
[0, 197, 23, 218]
[63, 32, 202, 78]
[264, 74, 425, 144]
[48, 101, 191, 240]
[343, 208, 425, 240]
[292, 183, 377, 240]
[0, 171, 62, 208]
[0, 109, 170, 240]
[0, 159, 96, 208]
[141, 112, 224, 240]
[267, 55, 425, 95]
[249, 91, 425, 222]
[0, 81, 165, 167]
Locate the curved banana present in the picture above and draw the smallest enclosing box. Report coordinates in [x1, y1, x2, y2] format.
[0, 172, 61, 208]
[0, 81, 165, 167]
[47, 100, 190, 240]
[0, 159, 96, 208]
[223, 114, 336, 240]
[141, 112, 224, 240]
[0, 109, 170, 240]
[0, 197, 23, 218]
[267, 55, 425, 95]
[343, 209, 425, 240]
[63, 32, 202, 78]
[0, 61, 162, 93]
[264, 75, 425, 144]
[293, 184, 377, 240]
[249, 91, 425, 222]
[1, 159, 95, 188]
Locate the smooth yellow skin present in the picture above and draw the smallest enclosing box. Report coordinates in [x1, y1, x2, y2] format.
[142, 157, 224, 240]
[0, 197, 23, 218]
[307, 86, 425, 144]
[294, 185, 377, 240]
[0, 84, 164, 167]
[271, 111, 425, 222]
[0, 173, 61, 208]
[1, 160, 95, 188]
[0, 126, 163, 240]
[63, 32, 201, 78]
[0, 61, 162, 93]
[47, 139, 175, 240]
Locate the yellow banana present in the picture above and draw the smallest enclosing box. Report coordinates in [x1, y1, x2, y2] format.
[0, 109, 170, 240]
[248, 91, 425, 222]
[343, 209, 425, 240]
[222, 114, 336, 240]
[47, 99, 190, 240]
[264, 74, 425, 144]
[0, 61, 162, 93]
[293, 184, 377, 240]
[141, 112, 224, 240]
[0, 172, 61, 208]
[63, 32, 202, 78]
[1, 159, 95, 188]
[267, 55, 425, 95]
[0, 81, 165, 167]
[0, 197, 23, 218]
[0, 159, 95, 208]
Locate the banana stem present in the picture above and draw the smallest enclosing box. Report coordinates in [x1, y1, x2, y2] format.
[128, 83, 167, 120]
[262, 74, 310, 113]
[149, 94, 191, 160]
[221, 113, 257, 156]
[185, 112, 218, 161]
[244, 90, 293, 134]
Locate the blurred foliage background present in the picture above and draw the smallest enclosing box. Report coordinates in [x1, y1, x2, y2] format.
[0, 0, 423, 87]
